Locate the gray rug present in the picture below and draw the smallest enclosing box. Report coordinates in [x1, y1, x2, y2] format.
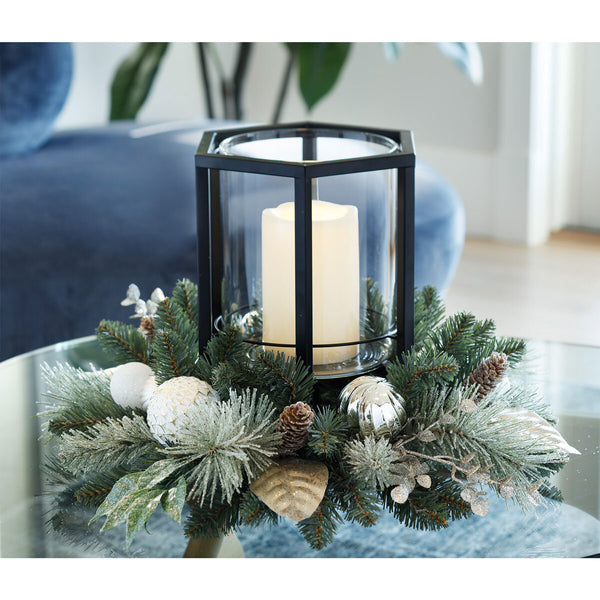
[7, 492, 597, 558]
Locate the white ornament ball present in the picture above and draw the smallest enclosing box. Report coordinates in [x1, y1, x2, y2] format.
[110, 362, 156, 410]
[146, 376, 219, 445]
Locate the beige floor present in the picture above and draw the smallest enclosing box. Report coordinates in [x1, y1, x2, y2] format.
[444, 230, 600, 348]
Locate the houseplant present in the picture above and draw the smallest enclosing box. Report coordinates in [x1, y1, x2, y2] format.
[109, 42, 483, 122]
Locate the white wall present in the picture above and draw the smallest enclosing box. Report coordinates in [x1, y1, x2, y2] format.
[56, 42, 551, 244]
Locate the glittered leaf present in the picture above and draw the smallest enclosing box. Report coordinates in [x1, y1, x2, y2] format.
[467, 472, 482, 485]
[460, 398, 478, 413]
[161, 476, 187, 522]
[125, 488, 164, 548]
[460, 486, 478, 503]
[416, 474, 432, 488]
[471, 497, 490, 517]
[440, 413, 455, 425]
[89, 473, 141, 525]
[417, 430, 437, 442]
[390, 482, 411, 504]
[137, 459, 183, 488]
[89, 462, 185, 550]
[415, 462, 430, 476]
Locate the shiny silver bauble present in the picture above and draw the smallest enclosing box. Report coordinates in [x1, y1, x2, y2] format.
[339, 375, 407, 439]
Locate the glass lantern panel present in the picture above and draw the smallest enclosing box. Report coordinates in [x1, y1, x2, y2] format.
[216, 127, 399, 378]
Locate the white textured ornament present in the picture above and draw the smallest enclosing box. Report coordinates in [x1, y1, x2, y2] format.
[146, 376, 219, 445]
[110, 362, 156, 410]
[339, 375, 407, 438]
[496, 407, 580, 455]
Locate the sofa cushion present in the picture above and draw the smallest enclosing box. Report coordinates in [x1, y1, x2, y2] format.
[0, 42, 73, 157]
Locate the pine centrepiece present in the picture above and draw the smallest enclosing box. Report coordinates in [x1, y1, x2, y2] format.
[39, 280, 576, 552]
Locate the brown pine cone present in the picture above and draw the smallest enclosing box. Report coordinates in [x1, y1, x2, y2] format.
[468, 352, 509, 402]
[277, 402, 315, 453]
[139, 316, 156, 339]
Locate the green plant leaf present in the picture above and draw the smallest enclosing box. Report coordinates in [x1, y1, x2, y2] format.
[110, 42, 169, 120]
[296, 43, 351, 111]
[434, 42, 483, 85]
[381, 42, 404, 63]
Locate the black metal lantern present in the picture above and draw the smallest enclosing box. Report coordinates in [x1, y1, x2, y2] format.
[195, 122, 415, 379]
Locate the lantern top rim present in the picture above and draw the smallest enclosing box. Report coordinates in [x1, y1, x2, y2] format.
[195, 121, 415, 178]
[218, 125, 400, 163]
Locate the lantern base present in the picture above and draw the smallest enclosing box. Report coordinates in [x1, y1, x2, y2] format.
[215, 314, 394, 379]
[250, 338, 393, 380]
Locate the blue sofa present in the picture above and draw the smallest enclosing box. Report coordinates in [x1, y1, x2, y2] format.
[0, 43, 465, 361]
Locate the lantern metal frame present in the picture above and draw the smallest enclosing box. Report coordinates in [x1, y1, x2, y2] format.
[195, 121, 415, 373]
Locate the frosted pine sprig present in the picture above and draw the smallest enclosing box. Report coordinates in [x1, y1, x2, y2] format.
[164, 389, 281, 504]
[344, 435, 400, 490]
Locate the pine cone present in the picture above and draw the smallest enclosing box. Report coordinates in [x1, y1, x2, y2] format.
[468, 352, 509, 402]
[277, 402, 314, 453]
[139, 315, 156, 338]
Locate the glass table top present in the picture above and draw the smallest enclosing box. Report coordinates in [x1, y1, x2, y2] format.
[1, 336, 600, 558]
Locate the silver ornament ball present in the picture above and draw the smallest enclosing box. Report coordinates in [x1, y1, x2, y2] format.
[339, 375, 406, 439]
[146, 376, 219, 445]
[110, 362, 156, 410]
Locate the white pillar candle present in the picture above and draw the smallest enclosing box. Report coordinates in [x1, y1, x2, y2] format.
[262, 200, 360, 364]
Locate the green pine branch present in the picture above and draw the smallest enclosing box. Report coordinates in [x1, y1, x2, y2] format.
[426, 312, 478, 364]
[151, 296, 200, 384]
[297, 491, 343, 550]
[329, 468, 381, 527]
[151, 329, 198, 383]
[414, 286, 446, 348]
[386, 346, 458, 404]
[185, 494, 243, 539]
[363, 277, 389, 339]
[204, 325, 248, 366]
[96, 319, 150, 365]
[458, 336, 527, 381]
[379, 486, 450, 531]
[307, 406, 351, 458]
[210, 360, 254, 399]
[238, 489, 280, 528]
[433, 478, 473, 521]
[253, 349, 315, 410]
[170, 278, 199, 326]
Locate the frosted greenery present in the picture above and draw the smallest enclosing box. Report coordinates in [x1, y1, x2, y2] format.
[40, 363, 131, 435]
[58, 414, 161, 475]
[164, 389, 281, 504]
[344, 435, 399, 490]
[38, 281, 575, 551]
